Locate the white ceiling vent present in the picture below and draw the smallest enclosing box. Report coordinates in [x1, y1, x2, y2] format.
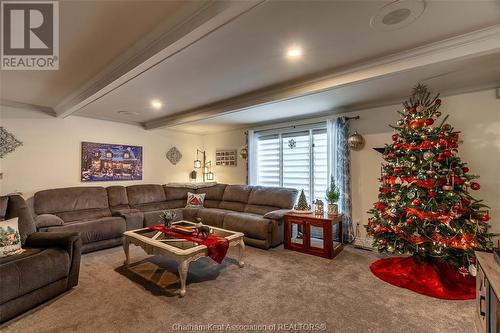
[117, 110, 139, 116]
[370, 0, 425, 31]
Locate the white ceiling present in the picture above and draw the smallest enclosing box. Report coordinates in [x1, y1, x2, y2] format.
[72, 0, 500, 126]
[1, 0, 500, 133]
[170, 52, 500, 134]
[0, 0, 199, 107]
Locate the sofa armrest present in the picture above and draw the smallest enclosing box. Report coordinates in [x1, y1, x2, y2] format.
[263, 209, 292, 220]
[25, 232, 80, 253]
[35, 214, 64, 229]
[25, 232, 82, 288]
[112, 209, 144, 230]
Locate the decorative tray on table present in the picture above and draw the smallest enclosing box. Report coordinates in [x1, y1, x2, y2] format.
[171, 226, 196, 235]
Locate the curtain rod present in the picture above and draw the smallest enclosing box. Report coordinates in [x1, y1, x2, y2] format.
[345, 115, 360, 121]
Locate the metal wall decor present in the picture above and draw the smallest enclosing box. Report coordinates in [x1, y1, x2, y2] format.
[0, 127, 23, 158]
[166, 146, 182, 165]
[288, 139, 296, 149]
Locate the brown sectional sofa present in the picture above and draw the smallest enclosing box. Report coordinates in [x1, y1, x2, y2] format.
[1, 195, 82, 323]
[33, 184, 297, 252]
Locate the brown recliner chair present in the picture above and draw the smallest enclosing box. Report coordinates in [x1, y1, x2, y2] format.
[0, 195, 82, 323]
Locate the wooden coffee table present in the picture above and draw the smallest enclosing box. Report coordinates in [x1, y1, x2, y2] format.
[123, 221, 245, 297]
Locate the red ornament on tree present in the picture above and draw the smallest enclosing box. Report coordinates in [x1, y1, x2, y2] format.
[428, 190, 436, 198]
[424, 118, 434, 126]
[435, 98, 441, 105]
[462, 167, 469, 173]
[394, 167, 402, 174]
[392, 134, 398, 141]
[470, 182, 480, 190]
[437, 155, 446, 162]
[412, 198, 421, 206]
[481, 214, 490, 222]
[442, 150, 452, 157]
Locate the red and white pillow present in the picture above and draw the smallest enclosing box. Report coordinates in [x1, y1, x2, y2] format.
[186, 192, 205, 208]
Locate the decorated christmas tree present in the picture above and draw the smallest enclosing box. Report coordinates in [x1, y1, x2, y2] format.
[295, 189, 310, 211]
[366, 84, 494, 279]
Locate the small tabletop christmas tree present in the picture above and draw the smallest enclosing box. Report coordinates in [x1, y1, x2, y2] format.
[295, 189, 311, 211]
[366, 84, 494, 298]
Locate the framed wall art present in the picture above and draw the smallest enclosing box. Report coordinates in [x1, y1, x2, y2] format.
[81, 142, 143, 182]
[215, 149, 237, 166]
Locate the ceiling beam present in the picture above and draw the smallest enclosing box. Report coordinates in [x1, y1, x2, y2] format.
[0, 99, 56, 116]
[143, 24, 500, 129]
[54, 0, 265, 118]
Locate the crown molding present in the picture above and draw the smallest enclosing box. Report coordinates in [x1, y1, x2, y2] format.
[143, 24, 500, 129]
[54, 0, 265, 118]
[0, 99, 56, 116]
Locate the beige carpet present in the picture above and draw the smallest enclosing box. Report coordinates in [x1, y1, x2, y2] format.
[1, 245, 474, 333]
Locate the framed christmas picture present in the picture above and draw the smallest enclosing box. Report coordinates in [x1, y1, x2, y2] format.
[215, 149, 237, 166]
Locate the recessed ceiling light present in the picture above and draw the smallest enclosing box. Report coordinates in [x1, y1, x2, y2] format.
[285, 45, 303, 60]
[150, 99, 163, 110]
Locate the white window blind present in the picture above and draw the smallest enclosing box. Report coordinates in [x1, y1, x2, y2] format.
[254, 124, 328, 203]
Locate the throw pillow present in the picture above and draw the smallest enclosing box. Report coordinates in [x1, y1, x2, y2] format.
[35, 214, 64, 228]
[186, 192, 205, 208]
[0, 218, 24, 258]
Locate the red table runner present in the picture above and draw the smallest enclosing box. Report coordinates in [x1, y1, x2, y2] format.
[149, 225, 229, 264]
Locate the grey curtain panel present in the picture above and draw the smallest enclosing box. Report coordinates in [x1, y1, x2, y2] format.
[334, 117, 353, 243]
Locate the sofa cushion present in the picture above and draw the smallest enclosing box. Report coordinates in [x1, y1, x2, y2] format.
[106, 186, 129, 207]
[55, 208, 111, 223]
[35, 214, 64, 228]
[203, 200, 220, 209]
[46, 217, 125, 244]
[186, 192, 205, 208]
[223, 213, 272, 240]
[244, 204, 280, 216]
[222, 185, 253, 203]
[131, 201, 170, 212]
[0, 248, 69, 304]
[0, 218, 22, 258]
[126, 185, 166, 205]
[34, 187, 109, 215]
[197, 208, 233, 228]
[164, 186, 191, 201]
[196, 184, 227, 201]
[219, 201, 246, 212]
[248, 186, 298, 209]
[166, 200, 186, 209]
[182, 208, 199, 222]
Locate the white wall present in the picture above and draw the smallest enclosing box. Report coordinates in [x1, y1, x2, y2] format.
[202, 89, 500, 238]
[0, 106, 203, 199]
[202, 128, 247, 184]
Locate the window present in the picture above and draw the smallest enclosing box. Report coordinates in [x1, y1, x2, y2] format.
[254, 124, 328, 203]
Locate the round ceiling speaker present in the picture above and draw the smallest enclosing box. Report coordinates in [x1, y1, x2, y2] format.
[370, 0, 425, 31]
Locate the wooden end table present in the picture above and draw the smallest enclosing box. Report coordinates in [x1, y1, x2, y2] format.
[284, 212, 343, 259]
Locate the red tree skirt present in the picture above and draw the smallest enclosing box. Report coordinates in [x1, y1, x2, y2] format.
[370, 257, 475, 300]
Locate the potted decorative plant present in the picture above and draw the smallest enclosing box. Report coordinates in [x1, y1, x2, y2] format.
[159, 210, 176, 229]
[325, 176, 340, 216]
